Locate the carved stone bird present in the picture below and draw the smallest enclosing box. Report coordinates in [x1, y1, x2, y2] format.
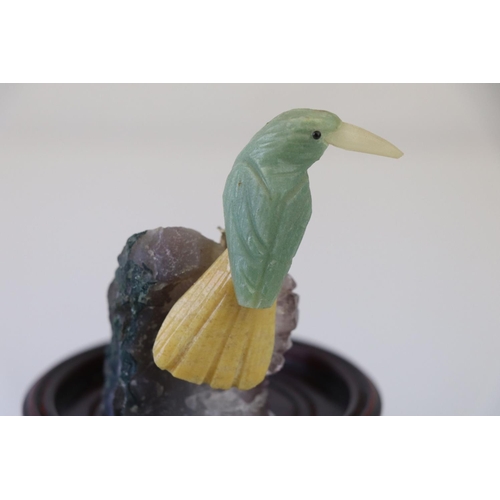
[153, 109, 403, 390]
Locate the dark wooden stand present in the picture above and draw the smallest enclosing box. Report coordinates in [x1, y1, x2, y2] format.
[23, 340, 382, 416]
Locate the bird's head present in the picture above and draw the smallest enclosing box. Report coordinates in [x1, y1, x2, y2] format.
[242, 108, 403, 171]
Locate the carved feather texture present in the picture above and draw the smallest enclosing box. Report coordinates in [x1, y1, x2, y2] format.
[153, 249, 276, 390]
[224, 161, 312, 308]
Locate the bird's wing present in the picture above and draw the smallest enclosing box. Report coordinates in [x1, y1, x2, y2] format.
[223, 160, 312, 308]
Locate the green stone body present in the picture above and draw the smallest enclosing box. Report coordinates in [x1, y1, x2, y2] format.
[223, 109, 341, 308]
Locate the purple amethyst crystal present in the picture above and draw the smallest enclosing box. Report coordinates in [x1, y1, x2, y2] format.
[103, 227, 298, 415]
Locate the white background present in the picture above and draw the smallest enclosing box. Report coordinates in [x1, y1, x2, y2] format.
[1, 83, 499, 415]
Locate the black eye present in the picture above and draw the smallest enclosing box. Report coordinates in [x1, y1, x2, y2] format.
[312, 131, 321, 140]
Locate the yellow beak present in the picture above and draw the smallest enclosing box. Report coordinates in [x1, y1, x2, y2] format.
[325, 122, 403, 159]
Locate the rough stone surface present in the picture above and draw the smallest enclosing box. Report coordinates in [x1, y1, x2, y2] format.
[103, 226, 298, 416]
[269, 274, 298, 375]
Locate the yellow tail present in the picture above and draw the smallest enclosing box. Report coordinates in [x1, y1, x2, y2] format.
[153, 249, 276, 390]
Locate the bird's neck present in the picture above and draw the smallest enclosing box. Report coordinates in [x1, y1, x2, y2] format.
[260, 161, 308, 179]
